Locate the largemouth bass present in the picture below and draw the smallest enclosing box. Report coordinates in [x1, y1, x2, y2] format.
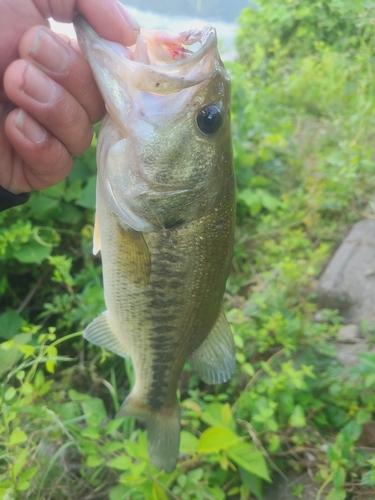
[74, 14, 235, 473]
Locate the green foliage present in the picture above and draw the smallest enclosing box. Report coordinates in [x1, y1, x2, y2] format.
[237, 0, 375, 61]
[1, 1, 375, 498]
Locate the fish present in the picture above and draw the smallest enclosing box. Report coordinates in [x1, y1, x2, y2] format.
[74, 14, 236, 473]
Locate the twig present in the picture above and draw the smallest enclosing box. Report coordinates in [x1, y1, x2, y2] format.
[258, 269, 279, 292]
[238, 419, 288, 481]
[222, 474, 240, 492]
[16, 275, 44, 313]
[233, 348, 286, 410]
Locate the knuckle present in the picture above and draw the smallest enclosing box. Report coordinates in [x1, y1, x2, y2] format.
[57, 100, 93, 156]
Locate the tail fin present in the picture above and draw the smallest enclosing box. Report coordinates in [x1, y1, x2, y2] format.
[117, 393, 180, 473]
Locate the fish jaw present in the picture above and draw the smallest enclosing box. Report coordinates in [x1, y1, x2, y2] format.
[74, 15, 231, 233]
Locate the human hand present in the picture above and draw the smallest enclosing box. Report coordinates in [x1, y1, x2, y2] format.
[1, 0, 139, 194]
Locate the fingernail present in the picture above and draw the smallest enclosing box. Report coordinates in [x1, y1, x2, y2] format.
[29, 29, 70, 74]
[15, 108, 47, 144]
[22, 63, 56, 104]
[116, 3, 140, 32]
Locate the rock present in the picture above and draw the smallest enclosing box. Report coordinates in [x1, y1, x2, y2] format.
[335, 340, 371, 368]
[263, 473, 326, 500]
[358, 421, 375, 448]
[318, 219, 375, 325]
[336, 324, 361, 343]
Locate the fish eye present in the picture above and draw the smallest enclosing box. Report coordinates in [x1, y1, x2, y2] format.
[196, 105, 222, 135]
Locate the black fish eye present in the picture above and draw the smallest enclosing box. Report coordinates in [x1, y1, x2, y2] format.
[196, 105, 222, 135]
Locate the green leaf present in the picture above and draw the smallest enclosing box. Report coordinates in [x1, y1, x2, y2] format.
[57, 203, 82, 225]
[109, 485, 129, 500]
[77, 175, 97, 209]
[29, 193, 60, 220]
[107, 455, 132, 471]
[326, 488, 347, 500]
[9, 427, 28, 445]
[180, 431, 198, 453]
[105, 418, 125, 435]
[4, 387, 16, 401]
[237, 189, 262, 215]
[12, 449, 28, 479]
[227, 441, 271, 482]
[333, 466, 346, 489]
[19, 468, 37, 482]
[187, 468, 203, 482]
[289, 405, 306, 428]
[0, 333, 32, 374]
[152, 482, 168, 500]
[258, 189, 280, 212]
[365, 373, 375, 388]
[102, 442, 124, 454]
[82, 397, 107, 426]
[239, 469, 263, 500]
[68, 389, 90, 401]
[201, 403, 235, 431]
[362, 470, 375, 486]
[14, 239, 51, 264]
[356, 409, 372, 425]
[86, 455, 105, 467]
[81, 427, 101, 439]
[0, 311, 22, 340]
[198, 426, 240, 453]
[250, 176, 269, 187]
[17, 481, 31, 491]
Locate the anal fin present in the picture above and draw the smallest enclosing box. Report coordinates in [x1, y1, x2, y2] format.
[84, 311, 128, 358]
[189, 309, 235, 384]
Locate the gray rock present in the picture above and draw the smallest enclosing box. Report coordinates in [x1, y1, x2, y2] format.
[335, 340, 372, 367]
[263, 473, 326, 500]
[337, 324, 361, 342]
[318, 219, 375, 325]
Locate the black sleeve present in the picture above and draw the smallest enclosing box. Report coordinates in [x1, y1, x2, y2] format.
[0, 186, 30, 212]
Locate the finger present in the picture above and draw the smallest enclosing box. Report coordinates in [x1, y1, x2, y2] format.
[4, 59, 94, 157]
[19, 26, 105, 124]
[4, 108, 73, 193]
[0, 102, 16, 191]
[34, 0, 140, 46]
[79, 0, 140, 45]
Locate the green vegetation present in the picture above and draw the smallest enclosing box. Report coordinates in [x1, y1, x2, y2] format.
[1, 0, 375, 498]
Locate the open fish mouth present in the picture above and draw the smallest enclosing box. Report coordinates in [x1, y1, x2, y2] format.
[74, 15, 219, 97]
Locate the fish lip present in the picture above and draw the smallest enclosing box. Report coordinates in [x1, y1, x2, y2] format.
[139, 26, 218, 72]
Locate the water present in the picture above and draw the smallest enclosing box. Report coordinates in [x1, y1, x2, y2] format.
[119, 0, 250, 23]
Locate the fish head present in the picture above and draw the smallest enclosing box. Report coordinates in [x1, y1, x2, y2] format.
[74, 16, 233, 232]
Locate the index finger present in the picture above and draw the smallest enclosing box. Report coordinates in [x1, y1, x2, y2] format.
[36, 0, 140, 46]
[78, 0, 140, 46]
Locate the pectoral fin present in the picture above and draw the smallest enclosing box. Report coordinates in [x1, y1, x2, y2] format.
[189, 309, 235, 384]
[117, 224, 151, 288]
[84, 311, 128, 358]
